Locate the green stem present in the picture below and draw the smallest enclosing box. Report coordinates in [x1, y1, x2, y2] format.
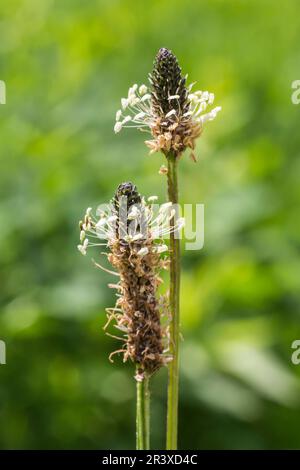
[166, 153, 181, 450]
[144, 376, 150, 449]
[136, 372, 151, 450]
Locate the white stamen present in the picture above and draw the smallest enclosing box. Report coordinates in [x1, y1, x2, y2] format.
[141, 94, 151, 102]
[147, 196, 158, 202]
[96, 218, 107, 228]
[156, 244, 168, 254]
[139, 84, 147, 95]
[116, 110, 122, 121]
[132, 233, 144, 241]
[121, 98, 128, 109]
[114, 122, 122, 133]
[188, 93, 197, 102]
[200, 106, 222, 124]
[128, 206, 139, 220]
[128, 95, 139, 106]
[122, 116, 132, 124]
[159, 202, 173, 213]
[77, 244, 87, 256]
[137, 247, 149, 257]
[108, 215, 118, 223]
[212, 105, 222, 115]
[134, 112, 146, 120]
[165, 109, 176, 118]
[195, 102, 207, 116]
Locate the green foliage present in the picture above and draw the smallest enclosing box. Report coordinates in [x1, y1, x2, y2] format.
[1, 0, 300, 449]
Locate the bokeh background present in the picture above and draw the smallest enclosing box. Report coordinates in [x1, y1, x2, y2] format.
[1, 0, 300, 450]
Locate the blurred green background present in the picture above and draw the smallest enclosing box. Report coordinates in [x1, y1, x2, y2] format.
[1, 0, 300, 450]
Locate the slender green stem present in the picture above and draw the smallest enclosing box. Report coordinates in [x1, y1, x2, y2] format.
[144, 376, 150, 449]
[136, 372, 151, 450]
[166, 153, 181, 450]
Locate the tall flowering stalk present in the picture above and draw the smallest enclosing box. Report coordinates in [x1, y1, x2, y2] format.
[114, 48, 221, 449]
[78, 182, 184, 449]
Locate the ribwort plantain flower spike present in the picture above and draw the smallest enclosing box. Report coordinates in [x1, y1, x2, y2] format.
[78, 183, 184, 382]
[114, 48, 221, 161]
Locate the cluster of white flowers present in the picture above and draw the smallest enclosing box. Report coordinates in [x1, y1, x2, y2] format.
[114, 84, 153, 134]
[78, 198, 185, 257]
[187, 89, 221, 124]
[78, 207, 110, 256]
[114, 82, 221, 135]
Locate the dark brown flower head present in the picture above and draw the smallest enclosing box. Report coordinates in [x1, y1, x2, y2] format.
[114, 48, 221, 161]
[112, 182, 142, 236]
[149, 48, 189, 118]
[147, 47, 202, 158]
[112, 182, 141, 212]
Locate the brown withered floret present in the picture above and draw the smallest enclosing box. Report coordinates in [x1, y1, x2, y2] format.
[106, 182, 169, 381]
